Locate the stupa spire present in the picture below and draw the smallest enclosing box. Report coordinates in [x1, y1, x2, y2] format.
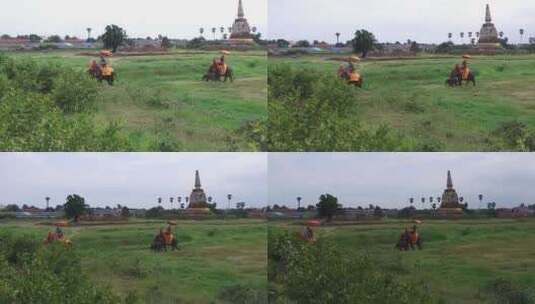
[485, 4, 492, 23]
[447, 170, 453, 189]
[238, 0, 245, 18]
[195, 170, 202, 189]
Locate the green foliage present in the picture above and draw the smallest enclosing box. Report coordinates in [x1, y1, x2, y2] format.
[0, 233, 120, 304]
[268, 229, 434, 304]
[64, 194, 87, 221]
[160, 36, 172, 49]
[268, 65, 406, 151]
[316, 194, 339, 221]
[216, 284, 267, 304]
[101, 24, 127, 53]
[352, 29, 377, 57]
[0, 55, 131, 151]
[52, 68, 98, 113]
[186, 37, 206, 49]
[491, 120, 535, 151]
[485, 278, 535, 304]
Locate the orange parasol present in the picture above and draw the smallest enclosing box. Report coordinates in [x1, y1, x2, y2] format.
[167, 221, 177, 226]
[462, 54, 472, 59]
[348, 56, 361, 63]
[55, 221, 69, 227]
[220, 50, 231, 55]
[413, 220, 423, 224]
[100, 50, 113, 57]
[306, 220, 322, 227]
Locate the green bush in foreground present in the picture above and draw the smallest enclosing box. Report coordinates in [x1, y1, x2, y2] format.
[268, 229, 434, 304]
[267, 65, 410, 151]
[0, 232, 121, 304]
[0, 55, 131, 151]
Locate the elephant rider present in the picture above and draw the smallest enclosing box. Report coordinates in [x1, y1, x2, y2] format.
[55, 226, 64, 239]
[450, 64, 461, 79]
[460, 60, 470, 80]
[89, 60, 99, 73]
[99, 55, 107, 66]
[100, 63, 114, 78]
[163, 226, 174, 245]
[217, 55, 228, 75]
[409, 225, 420, 250]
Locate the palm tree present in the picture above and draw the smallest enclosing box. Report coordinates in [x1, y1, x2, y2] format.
[476, 32, 480, 39]
[478, 194, 483, 209]
[421, 197, 425, 210]
[520, 29, 525, 44]
[460, 32, 465, 44]
[208, 196, 213, 203]
[459, 197, 464, 203]
[296, 196, 302, 210]
[409, 197, 414, 207]
[45, 197, 50, 210]
[199, 27, 204, 37]
[212, 27, 217, 40]
[448, 33, 452, 41]
[185, 197, 189, 204]
[86, 28, 92, 41]
[220, 26, 225, 39]
[227, 194, 232, 210]
[499, 31, 504, 39]
[228, 27, 233, 34]
[252, 26, 257, 33]
[157, 197, 162, 205]
[177, 196, 182, 205]
[169, 197, 174, 208]
[335, 32, 340, 44]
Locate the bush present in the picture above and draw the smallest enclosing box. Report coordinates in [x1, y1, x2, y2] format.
[485, 278, 535, 304]
[268, 229, 434, 304]
[52, 69, 98, 113]
[0, 233, 121, 304]
[217, 284, 267, 304]
[268, 65, 407, 151]
[491, 120, 535, 151]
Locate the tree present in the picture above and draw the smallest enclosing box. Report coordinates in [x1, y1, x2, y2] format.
[45, 197, 50, 210]
[64, 194, 87, 222]
[4, 204, 20, 212]
[410, 41, 421, 53]
[296, 196, 302, 210]
[199, 27, 204, 37]
[478, 194, 483, 209]
[101, 24, 127, 53]
[295, 40, 310, 48]
[86, 28, 92, 41]
[335, 32, 340, 44]
[29, 34, 42, 42]
[212, 27, 217, 40]
[316, 194, 339, 221]
[120, 206, 130, 217]
[161, 36, 172, 49]
[520, 29, 525, 44]
[352, 29, 376, 58]
[276, 39, 290, 48]
[460, 32, 465, 43]
[448, 33, 452, 41]
[46, 35, 62, 43]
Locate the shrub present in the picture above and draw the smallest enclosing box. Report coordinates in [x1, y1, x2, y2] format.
[217, 284, 267, 304]
[52, 68, 98, 113]
[268, 229, 434, 304]
[268, 65, 407, 151]
[485, 278, 535, 304]
[0, 233, 121, 304]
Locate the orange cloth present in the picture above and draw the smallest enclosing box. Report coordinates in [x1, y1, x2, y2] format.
[410, 232, 419, 244]
[101, 66, 114, 77]
[349, 72, 361, 82]
[163, 232, 173, 245]
[462, 67, 470, 80]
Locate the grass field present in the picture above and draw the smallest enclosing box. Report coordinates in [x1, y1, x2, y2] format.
[0, 219, 267, 303]
[269, 54, 535, 151]
[9, 50, 267, 151]
[270, 218, 535, 303]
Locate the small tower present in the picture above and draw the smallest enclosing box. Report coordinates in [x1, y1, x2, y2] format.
[477, 3, 500, 50]
[485, 4, 492, 23]
[188, 170, 208, 208]
[446, 170, 453, 189]
[230, 0, 253, 40]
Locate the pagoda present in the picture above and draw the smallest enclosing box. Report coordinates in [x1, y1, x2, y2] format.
[229, 0, 254, 44]
[183, 170, 211, 218]
[438, 171, 464, 217]
[477, 4, 501, 51]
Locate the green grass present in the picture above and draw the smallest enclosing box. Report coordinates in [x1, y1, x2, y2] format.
[271, 218, 535, 303]
[9, 50, 267, 151]
[269, 54, 535, 151]
[0, 219, 267, 303]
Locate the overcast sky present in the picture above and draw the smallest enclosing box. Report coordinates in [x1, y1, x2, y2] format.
[0, 153, 267, 209]
[268, 153, 535, 209]
[268, 0, 535, 44]
[0, 0, 267, 39]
